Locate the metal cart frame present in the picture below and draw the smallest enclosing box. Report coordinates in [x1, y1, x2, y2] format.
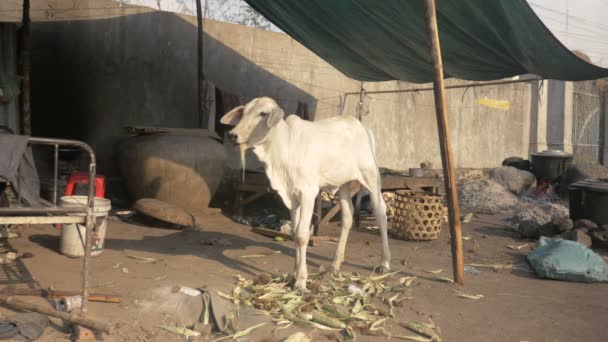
[0, 136, 97, 316]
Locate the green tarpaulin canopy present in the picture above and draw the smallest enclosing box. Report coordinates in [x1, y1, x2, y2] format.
[245, 0, 608, 83]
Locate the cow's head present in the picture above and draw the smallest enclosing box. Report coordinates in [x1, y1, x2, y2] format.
[220, 97, 284, 147]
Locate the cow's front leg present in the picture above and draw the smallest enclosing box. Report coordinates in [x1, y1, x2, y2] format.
[293, 190, 316, 291]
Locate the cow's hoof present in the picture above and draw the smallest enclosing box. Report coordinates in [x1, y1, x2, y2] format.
[378, 264, 391, 274]
[294, 278, 308, 292]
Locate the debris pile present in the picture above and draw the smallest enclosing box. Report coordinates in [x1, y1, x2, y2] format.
[218, 271, 436, 340]
[509, 202, 569, 227]
[232, 213, 290, 231]
[458, 179, 520, 214]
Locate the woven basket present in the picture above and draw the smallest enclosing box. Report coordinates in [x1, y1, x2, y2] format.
[390, 190, 444, 241]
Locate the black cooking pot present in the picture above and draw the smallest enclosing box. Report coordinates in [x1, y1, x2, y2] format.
[530, 150, 573, 180]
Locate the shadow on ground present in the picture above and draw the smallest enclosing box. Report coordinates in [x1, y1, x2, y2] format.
[27, 223, 374, 278]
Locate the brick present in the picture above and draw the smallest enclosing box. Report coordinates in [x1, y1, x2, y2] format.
[559, 229, 592, 248]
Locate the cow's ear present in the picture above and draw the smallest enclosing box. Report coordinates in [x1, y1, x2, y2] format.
[220, 106, 244, 126]
[266, 106, 284, 128]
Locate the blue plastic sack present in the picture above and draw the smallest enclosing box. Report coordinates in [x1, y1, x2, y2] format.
[527, 237, 608, 283]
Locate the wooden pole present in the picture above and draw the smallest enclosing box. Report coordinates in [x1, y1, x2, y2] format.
[600, 91, 606, 165]
[423, 0, 464, 285]
[18, 0, 31, 135]
[196, 0, 209, 129]
[0, 295, 113, 333]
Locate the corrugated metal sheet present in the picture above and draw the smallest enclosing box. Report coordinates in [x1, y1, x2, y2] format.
[0, 23, 19, 133]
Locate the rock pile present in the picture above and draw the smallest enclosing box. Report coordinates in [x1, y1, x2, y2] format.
[518, 218, 608, 248]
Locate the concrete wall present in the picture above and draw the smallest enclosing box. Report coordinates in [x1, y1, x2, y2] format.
[30, 12, 315, 175]
[29, 10, 536, 175]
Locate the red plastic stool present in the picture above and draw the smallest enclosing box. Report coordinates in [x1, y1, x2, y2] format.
[64, 172, 106, 198]
[55, 172, 106, 229]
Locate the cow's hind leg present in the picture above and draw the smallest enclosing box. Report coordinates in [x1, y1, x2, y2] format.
[332, 182, 355, 272]
[361, 169, 391, 271]
[290, 204, 301, 278]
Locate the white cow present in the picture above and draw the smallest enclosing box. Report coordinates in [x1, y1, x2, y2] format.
[221, 97, 390, 290]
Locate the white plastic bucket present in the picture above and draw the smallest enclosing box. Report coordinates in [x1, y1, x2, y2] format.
[59, 196, 111, 258]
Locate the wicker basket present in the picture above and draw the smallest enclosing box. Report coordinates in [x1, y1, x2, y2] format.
[390, 190, 444, 241]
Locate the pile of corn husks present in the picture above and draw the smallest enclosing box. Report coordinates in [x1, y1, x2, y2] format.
[219, 270, 442, 340]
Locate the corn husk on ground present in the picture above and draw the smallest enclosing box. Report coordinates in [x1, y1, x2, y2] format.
[219, 270, 436, 339]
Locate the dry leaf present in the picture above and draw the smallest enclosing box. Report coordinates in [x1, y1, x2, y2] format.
[461, 213, 473, 223]
[450, 290, 484, 300]
[424, 269, 443, 274]
[506, 244, 529, 250]
[127, 254, 157, 263]
[430, 276, 453, 283]
[158, 325, 200, 338]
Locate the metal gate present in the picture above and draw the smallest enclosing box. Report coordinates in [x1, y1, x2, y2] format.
[572, 81, 602, 164]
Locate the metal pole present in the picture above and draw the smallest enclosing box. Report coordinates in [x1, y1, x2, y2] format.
[80, 157, 96, 315]
[343, 77, 542, 96]
[196, 0, 209, 129]
[18, 0, 31, 135]
[53, 144, 58, 205]
[424, 0, 464, 285]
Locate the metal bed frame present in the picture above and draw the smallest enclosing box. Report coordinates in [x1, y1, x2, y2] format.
[0, 136, 97, 316]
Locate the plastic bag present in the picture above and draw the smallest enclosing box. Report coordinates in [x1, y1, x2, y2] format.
[527, 237, 608, 283]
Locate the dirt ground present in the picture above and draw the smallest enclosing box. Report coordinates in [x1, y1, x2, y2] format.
[2, 210, 607, 342]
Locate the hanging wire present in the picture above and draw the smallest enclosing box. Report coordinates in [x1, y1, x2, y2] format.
[356, 81, 366, 120]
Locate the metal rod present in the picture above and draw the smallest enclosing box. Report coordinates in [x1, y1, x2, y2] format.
[0, 216, 85, 224]
[53, 144, 59, 205]
[424, 0, 464, 285]
[80, 159, 96, 316]
[344, 77, 542, 96]
[0, 207, 87, 215]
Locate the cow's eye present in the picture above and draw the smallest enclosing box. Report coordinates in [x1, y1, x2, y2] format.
[260, 112, 268, 117]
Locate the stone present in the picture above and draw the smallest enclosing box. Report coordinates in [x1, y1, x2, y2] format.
[490, 166, 536, 195]
[502, 156, 532, 172]
[553, 218, 574, 233]
[590, 230, 608, 249]
[559, 229, 592, 248]
[574, 219, 598, 231]
[502, 156, 523, 166]
[537, 222, 560, 238]
[519, 220, 541, 239]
